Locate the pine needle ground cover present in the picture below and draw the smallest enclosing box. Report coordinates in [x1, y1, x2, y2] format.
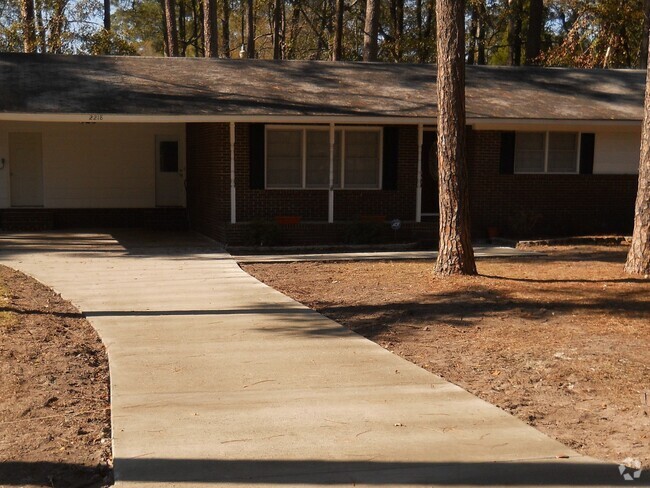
[0, 266, 112, 488]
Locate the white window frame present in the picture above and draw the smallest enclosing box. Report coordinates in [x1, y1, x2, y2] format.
[514, 131, 581, 175]
[264, 125, 383, 190]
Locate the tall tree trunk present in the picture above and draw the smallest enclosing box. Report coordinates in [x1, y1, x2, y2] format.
[434, 0, 477, 276]
[272, 0, 282, 59]
[625, 40, 650, 276]
[21, 0, 37, 53]
[363, 0, 379, 61]
[164, 0, 179, 56]
[415, 0, 422, 60]
[192, 0, 203, 55]
[641, 0, 650, 69]
[160, 0, 170, 56]
[315, 0, 329, 59]
[49, 0, 65, 54]
[332, 0, 344, 60]
[203, 0, 218, 56]
[388, 0, 403, 60]
[179, 0, 187, 55]
[35, 0, 46, 53]
[524, 0, 542, 65]
[246, 0, 255, 57]
[420, 0, 434, 63]
[221, 0, 231, 57]
[507, 0, 522, 66]
[282, 0, 290, 59]
[103, 0, 110, 30]
[324, 0, 334, 59]
[240, 0, 245, 54]
[476, 0, 485, 64]
[395, 0, 404, 60]
[467, 4, 478, 64]
[287, 0, 301, 59]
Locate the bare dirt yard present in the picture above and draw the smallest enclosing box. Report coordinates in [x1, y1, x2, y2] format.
[0, 265, 112, 488]
[243, 245, 650, 468]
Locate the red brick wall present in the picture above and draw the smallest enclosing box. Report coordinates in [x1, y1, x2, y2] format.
[467, 129, 638, 238]
[186, 123, 231, 241]
[216, 221, 437, 246]
[186, 123, 419, 237]
[186, 123, 639, 243]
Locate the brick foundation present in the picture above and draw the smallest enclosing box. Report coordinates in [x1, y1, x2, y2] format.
[215, 220, 438, 247]
[0, 208, 188, 231]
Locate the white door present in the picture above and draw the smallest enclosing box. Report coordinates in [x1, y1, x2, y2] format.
[155, 136, 184, 207]
[10, 133, 43, 207]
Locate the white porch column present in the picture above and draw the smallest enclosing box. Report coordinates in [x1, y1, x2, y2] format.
[416, 123, 423, 223]
[230, 122, 236, 224]
[328, 123, 335, 223]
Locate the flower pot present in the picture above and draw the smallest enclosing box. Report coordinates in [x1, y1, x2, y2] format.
[274, 215, 302, 225]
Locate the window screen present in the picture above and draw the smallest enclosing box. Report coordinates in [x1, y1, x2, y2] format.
[306, 130, 341, 188]
[514, 132, 545, 173]
[264, 126, 381, 189]
[159, 141, 179, 173]
[266, 130, 302, 188]
[548, 132, 578, 173]
[344, 131, 380, 188]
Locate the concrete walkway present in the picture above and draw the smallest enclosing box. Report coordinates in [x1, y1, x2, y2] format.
[233, 246, 537, 264]
[0, 231, 632, 487]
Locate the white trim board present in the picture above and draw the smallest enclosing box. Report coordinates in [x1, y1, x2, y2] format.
[0, 112, 642, 128]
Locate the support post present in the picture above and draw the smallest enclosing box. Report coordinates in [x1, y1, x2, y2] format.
[230, 122, 236, 224]
[416, 123, 423, 223]
[328, 123, 335, 223]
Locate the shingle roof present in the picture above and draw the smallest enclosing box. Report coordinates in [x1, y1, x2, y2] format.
[0, 53, 645, 120]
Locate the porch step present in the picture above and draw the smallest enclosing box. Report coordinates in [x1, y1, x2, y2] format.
[1, 209, 54, 231]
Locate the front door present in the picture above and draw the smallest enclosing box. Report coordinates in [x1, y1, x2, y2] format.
[10, 132, 43, 207]
[421, 131, 439, 216]
[155, 136, 184, 207]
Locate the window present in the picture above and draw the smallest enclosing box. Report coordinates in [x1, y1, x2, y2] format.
[159, 141, 179, 173]
[514, 132, 545, 173]
[344, 131, 381, 189]
[265, 126, 381, 189]
[514, 131, 579, 174]
[305, 130, 341, 188]
[266, 130, 302, 188]
[548, 132, 578, 173]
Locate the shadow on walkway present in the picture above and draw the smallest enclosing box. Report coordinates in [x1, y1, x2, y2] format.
[1, 459, 646, 486]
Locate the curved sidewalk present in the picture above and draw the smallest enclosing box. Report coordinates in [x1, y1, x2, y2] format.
[0, 231, 632, 487]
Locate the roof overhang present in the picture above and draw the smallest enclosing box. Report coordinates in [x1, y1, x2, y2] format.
[471, 119, 642, 130]
[0, 112, 642, 128]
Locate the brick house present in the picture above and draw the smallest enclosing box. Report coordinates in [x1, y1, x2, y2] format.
[0, 53, 644, 244]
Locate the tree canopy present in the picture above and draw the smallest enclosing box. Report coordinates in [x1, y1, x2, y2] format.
[0, 0, 647, 67]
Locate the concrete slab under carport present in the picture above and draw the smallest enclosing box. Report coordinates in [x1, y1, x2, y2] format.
[0, 230, 641, 488]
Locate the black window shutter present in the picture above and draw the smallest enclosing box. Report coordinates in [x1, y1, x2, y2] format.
[579, 133, 595, 174]
[382, 126, 399, 190]
[499, 131, 516, 174]
[249, 123, 265, 189]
